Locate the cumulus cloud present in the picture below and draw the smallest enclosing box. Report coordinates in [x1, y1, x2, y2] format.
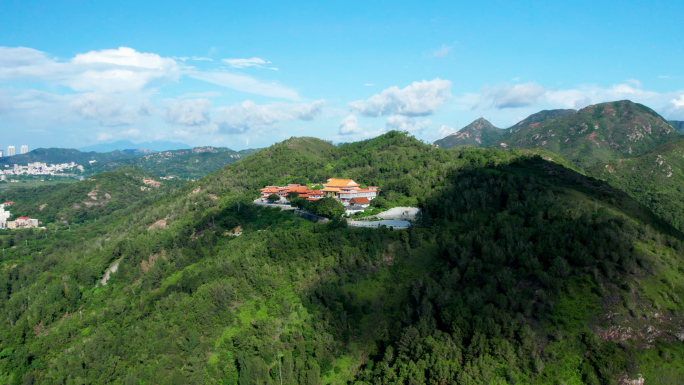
[0, 46, 182, 94]
[349, 78, 452, 117]
[385, 115, 431, 134]
[338, 115, 362, 135]
[214, 100, 325, 134]
[165, 98, 212, 126]
[478, 82, 546, 109]
[437, 124, 456, 137]
[222, 57, 268, 68]
[70, 93, 135, 126]
[671, 95, 684, 108]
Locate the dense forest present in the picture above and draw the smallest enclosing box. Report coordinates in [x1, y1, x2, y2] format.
[1, 131, 683, 384]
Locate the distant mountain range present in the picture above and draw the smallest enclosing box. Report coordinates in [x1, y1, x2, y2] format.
[434, 100, 681, 168]
[0, 145, 261, 179]
[78, 140, 191, 153]
[0, 148, 136, 166]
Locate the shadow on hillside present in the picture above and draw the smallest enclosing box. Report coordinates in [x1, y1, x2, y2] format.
[299, 156, 684, 381]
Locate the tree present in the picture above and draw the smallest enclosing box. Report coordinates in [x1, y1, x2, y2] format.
[267, 193, 281, 203]
[311, 197, 345, 218]
[286, 191, 299, 201]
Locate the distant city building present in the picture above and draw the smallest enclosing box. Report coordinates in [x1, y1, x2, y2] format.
[6, 146, 15, 156]
[6, 217, 39, 229]
[0, 150, 3, 157]
[20, 145, 28, 154]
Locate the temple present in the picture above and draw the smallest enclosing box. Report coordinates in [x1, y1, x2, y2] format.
[259, 178, 378, 205]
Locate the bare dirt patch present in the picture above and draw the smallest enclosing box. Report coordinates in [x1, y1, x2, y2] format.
[142, 178, 161, 188]
[39, 204, 47, 211]
[147, 218, 168, 230]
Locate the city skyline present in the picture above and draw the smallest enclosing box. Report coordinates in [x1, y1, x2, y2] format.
[1, 1, 684, 150]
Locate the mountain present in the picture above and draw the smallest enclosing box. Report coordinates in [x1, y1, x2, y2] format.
[433, 118, 508, 148]
[433, 109, 577, 150]
[1, 132, 683, 384]
[491, 100, 682, 168]
[590, 137, 684, 233]
[509, 108, 576, 129]
[0, 148, 135, 166]
[78, 140, 191, 153]
[84, 146, 261, 179]
[670, 120, 684, 134]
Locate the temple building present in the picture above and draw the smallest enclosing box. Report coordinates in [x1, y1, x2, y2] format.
[321, 178, 378, 205]
[260, 178, 379, 206]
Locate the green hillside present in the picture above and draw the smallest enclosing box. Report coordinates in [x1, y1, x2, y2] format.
[433, 109, 577, 150]
[509, 108, 576, 129]
[433, 118, 508, 149]
[590, 137, 684, 232]
[84, 146, 261, 179]
[490, 100, 681, 168]
[0, 166, 179, 225]
[670, 120, 684, 135]
[0, 132, 683, 384]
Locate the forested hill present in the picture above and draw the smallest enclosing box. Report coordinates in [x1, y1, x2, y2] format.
[432, 109, 576, 149]
[670, 120, 684, 134]
[509, 108, 577, 129]
[489, 100, 681, 168]
[0, 166, 178, 225]
[0, 148, 135, 166]
[591, 137, 684, 233]
[83, 146, 261, 179]
[432, 118, 507, 148]
[1, 132, 684, 384]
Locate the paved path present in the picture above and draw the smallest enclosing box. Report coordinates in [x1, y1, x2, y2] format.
[347, 219, 411, 229]
[373, 207, 421, 221]
[99, 257, 122, 286]
[253, 199, 296, 210]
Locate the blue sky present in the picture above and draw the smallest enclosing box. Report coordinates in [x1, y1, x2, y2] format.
[1, 0, 684, 150]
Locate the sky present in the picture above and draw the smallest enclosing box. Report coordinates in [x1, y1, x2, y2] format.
[1, 0, 684, 151]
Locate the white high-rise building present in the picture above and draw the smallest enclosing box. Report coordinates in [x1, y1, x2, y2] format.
[7, 146, 15, 156]
[0, 150, 3, 157]
[20, 145, 28, 154]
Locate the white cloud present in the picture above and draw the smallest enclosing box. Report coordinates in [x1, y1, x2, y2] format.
[268, 67, 279, 71]
[671, 95, 684, 108]
[214, 100, 325, 134]
[433, 43, 455, 58]
[189, 71, 299, 100]
[339, 114, 362, 135]
[437, 124, 455, 137]
[385, 115, 431, 134]
[222, 57, 268, 68]
[626, 79, 642, 88]
[165, 98, 212, 126]
[0, 46, 182, 94]
[349, 78, 452, 117]
[364, 83, 375, 86]
[70, 93, 135, 126]
[192, 57, 212, 62]
[478, 82, 546, 109]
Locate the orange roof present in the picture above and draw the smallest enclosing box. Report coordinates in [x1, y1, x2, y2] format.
[351, 197, 370, 204]
[308, 190, 323, 195]
[17, 217, 30, 220]
[260, 188, 279, 193]
[287, 186, 311, 193]
[321, 187, 340, 192]
[325, 178, 359, 188]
